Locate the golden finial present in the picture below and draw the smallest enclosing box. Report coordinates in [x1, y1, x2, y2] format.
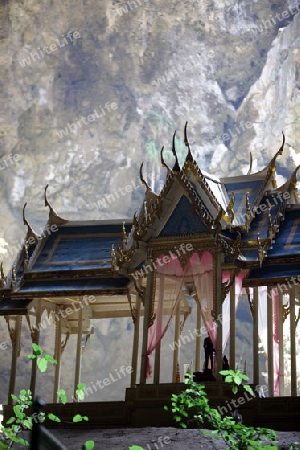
[160, 146, 171, 173]
[44, 185, 68, 225]
[23, 203, 40, 244]
[184, 121, 193, 162]
[245, 192, 251, 232]
[247, 152, 253, 175]
[139, 162, 151, 191]
[172, 131, 180, 172]
[226, 192, 235, 223]
[270, 132, 285, 172]
[110, 245, 118, 271]
[122, 221, 127, 248]
[289, 164, 300, 187]
[257, 233, 266, 268]
[232, 231, 241, 259]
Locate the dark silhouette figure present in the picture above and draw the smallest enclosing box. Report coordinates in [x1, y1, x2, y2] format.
[203, 335, 215, 370]
[222, 355, 229, 370]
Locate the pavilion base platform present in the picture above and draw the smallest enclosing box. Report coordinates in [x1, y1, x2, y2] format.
[3, 384, 300, 431]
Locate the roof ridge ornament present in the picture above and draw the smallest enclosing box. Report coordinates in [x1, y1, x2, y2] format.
[247, 152, 253, 175]
[23, 203, 40, 244]
[44, 185, 68, 225]
[172, 131, 180, 172]
[225, 191, 235, 225]
[139, 162, 151, 191]
[270, 131, 285, 172]
[184, 121, 193, 162]
[160, 146, 172, 174]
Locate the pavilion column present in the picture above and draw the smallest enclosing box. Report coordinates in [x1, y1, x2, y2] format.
[53, 307, 62, 402]
[278, 291, 284, 395]
[7, 316, 22, 405]
[154, 276, 164, 384]
[229, 277, 235, 371]
[195, 301, 201, 372]
[215, 252, 223, 381]
[154, 342, 161, 383]
[267, 287, 274, 397]
[131, 292, 142, 388]
[172, 301, 181, 382]
[73, 306, 83, 400]
[140, 261, 155, 384]
[30, 302, 42, 398]
[290, 287, 297, 396]
[253, 287, 259, 386]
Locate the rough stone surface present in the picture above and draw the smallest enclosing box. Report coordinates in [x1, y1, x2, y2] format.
[9, 427, 300, 450]
[0, 0, 299, 405]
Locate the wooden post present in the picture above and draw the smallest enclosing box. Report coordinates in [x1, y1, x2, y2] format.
[195, 301, 201, 372]
[131, 292, 142, 388]
[73, 306, 83, 400]
[278, 291, 284, 395]
[7, 316, 22, 405]
[267, 287, 274, 397]
[290, 287, 297, 396]
[229, 278, 236, 371]
[215, 252, 223, 381]
[140, 262, 155, 384]
[172, 301, 181, 382]
[253, 287, 259, 386]
[154, 276, 164, 384]
[30, 303, 42, 399]
[53, 308, 62, 402]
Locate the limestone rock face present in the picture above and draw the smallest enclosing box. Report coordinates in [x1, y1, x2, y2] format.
[1, 0, 299, 266]
[0, 0, 299, 402]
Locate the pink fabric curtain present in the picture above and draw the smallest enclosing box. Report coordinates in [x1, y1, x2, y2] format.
[145, 251, 216, 378]
[144, 251, 247, 379]
[144, 255, 187, 378]
[190, 252, 216, 347]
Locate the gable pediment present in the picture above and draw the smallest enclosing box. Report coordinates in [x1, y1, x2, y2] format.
[158, 195, 208, 237]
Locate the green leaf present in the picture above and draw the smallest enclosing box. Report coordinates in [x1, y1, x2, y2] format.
[5, 417, 16, 425]
[76, 390, 85, 401]
[234, 375, 242, 385]
[44, 354, 57, 364]
[128, 447, 144, 450]
[28, 354, 36, 359]
[243, 384, 254, 396]
[48, 413, 61, 422]
[57, 389, 67, 404]
[32, 343, 43, 355]
[225, 375, 233, 383]
[37, 357, 47, 372]
[83, 441, 95, 450]
[73, 414, 84, 422]
[77, 383, 86, 390]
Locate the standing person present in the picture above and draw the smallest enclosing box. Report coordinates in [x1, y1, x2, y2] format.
[222, 355, 229, 380]
[203, 334, 215, 370]
[222, 355, 229, 370]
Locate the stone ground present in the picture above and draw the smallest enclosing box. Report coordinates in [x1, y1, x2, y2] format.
[9, 427, 300, 450]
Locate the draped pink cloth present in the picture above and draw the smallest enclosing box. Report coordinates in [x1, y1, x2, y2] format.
[144, 251, 247, 379]
[144, 254, 188, 378]
[145, 251, 217, 378]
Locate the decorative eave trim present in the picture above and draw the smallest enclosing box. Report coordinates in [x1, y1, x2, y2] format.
[44, 185, 68, 226]
[253, 132, 285, 209]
